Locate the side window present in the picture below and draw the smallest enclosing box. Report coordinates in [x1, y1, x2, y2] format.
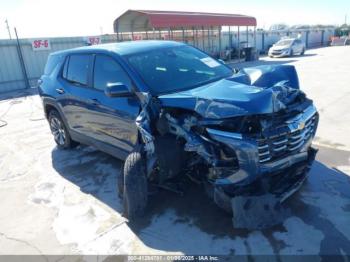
[62, 56, 69, 79]
[93, 55, 132, 91]
[64, 54, 90, 86]
[44, 54, 63, 76]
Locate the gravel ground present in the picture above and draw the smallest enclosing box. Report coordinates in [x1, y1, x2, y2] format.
[0, 46, 349, 260]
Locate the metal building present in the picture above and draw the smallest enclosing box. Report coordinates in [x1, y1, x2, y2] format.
[113, 10, 257, 59]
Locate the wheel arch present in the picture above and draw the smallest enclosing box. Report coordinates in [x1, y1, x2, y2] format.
[44, 104, 58, 119]
[42, 99, 71, 133]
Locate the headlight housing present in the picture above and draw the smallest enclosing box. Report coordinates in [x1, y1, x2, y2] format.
[203, 115, 262, 135]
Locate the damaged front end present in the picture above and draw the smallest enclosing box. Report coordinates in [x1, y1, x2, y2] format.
[134, 65, 319, 225]
[205, 106, 318, 212]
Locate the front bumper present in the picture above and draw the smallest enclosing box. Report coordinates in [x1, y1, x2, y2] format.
[269, 49, 290, 57]
[205, 105, 318, 206]
[212, 147, 316, 212]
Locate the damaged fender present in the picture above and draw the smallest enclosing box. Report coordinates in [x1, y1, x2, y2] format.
[135, 92, 155, 155]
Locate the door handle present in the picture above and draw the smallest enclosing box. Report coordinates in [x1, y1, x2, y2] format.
[55, 88, 65, 94]
[90, 98, 100, 105]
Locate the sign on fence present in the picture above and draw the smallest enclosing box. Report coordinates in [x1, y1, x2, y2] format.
[85, 36, 101, 45]
[132, 35, 143, 41]
[31, 39, 51, 51]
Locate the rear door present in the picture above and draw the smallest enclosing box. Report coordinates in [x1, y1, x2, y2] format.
[58, 53, 95, 137]
[85, 54, 140, 153]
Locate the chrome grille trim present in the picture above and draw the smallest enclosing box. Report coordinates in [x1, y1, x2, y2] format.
[259, 157, 271, 163]
[289, 136, 303, 145]
[273, 145, 287, 152]
[258, 106, 317, 163]
[258, 144, 269, 150]
[273, 139, 288, 146]
[259, 151, 270, 156]
[288, 142, 304, 151]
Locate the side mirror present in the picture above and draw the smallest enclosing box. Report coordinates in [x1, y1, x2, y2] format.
[105, 83, 132, 98]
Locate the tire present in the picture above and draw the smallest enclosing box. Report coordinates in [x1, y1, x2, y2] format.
[289, 49, 294, 57]
[117, 162, 124, 199]
[301, 48, 305, 55]
[123, 151, 148, 220]
[48, 110, 78, 149]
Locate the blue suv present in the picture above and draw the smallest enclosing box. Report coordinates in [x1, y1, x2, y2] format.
[39, 41, 318, 224]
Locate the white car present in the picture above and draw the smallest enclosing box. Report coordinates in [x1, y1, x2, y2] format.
[268, 38, 305, 58]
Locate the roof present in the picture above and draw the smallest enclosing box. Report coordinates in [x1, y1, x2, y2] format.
[114, 10, 257, 33]
[51, 41, 185, 56]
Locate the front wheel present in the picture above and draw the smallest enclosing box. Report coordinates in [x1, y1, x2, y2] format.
[289, 49, 294, 57]
[300, 48, 305, 55]
[123, 151, 148, 220]
[117, 162, 125, 199]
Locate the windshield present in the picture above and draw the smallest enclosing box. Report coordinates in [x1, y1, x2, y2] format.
[126, 45, 232, 95]
[275, 39, 294, 46]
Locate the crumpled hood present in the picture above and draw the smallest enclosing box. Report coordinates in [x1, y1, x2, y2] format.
[158, 65, 304, 119]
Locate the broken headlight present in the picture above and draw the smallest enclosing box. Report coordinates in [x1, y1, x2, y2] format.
[203, 115, 262, 135]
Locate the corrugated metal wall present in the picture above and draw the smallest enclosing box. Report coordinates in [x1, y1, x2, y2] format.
[0, 29, 334, 94]
[0, 35, 119, 93]
[0, 37, 85, 93]
[0, 40, 26, 92]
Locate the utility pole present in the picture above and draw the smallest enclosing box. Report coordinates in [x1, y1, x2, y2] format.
[5, 19, 12, 39]
[14, 27, 30, 89]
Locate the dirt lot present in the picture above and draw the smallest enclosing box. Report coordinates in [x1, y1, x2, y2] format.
[0, 46, 350, 260]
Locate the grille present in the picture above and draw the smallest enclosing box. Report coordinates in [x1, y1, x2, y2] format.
[258, 113, 317, 163]
[272, 50, 283, 55]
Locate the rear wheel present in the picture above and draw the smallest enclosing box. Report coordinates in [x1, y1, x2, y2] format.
[123, 151, 148, 220]
[48, 110, 78, 149]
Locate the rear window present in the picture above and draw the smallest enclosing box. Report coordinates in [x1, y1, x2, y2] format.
[63, 54, 90, 86]
[44, 54, 62, 75]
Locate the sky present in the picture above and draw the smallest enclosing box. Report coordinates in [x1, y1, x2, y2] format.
[0, 0, 348, 39]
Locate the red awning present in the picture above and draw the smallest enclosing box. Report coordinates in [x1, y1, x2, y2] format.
[114, 10, 257, 32]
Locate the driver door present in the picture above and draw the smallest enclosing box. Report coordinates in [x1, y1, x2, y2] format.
[85, 54, 140, 154]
